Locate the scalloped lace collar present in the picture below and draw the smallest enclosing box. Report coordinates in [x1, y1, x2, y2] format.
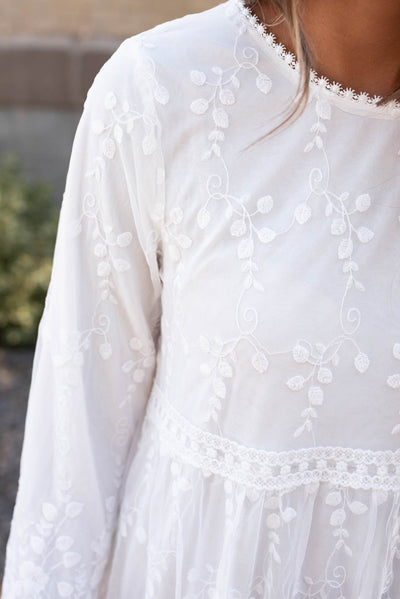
[231, 0, 400, 119]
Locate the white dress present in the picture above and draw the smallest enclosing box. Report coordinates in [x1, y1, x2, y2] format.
[2, 0, 400, 597]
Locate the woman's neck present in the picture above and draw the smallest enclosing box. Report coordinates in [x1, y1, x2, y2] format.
[250, 0, 400, 98]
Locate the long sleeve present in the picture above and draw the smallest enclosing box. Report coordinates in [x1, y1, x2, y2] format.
[2, 34, 166, 599]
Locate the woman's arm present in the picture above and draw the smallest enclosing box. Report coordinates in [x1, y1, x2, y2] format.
[1, 34, 166, 598]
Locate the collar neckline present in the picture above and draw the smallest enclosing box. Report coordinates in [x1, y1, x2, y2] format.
[228, 0, 400, 119]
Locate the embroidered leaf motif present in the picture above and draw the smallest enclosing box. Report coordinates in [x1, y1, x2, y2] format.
[177, 234, 193, 248]
[286, 375, 305, 390]
[197, 207, 211, 229]
[56, 536, 74, 552]
[293, 423, 306, 437]
[113, 258, 130, 272]
[30, 535, 45, 555]
[57, 582, 74, 597]
[251, 351, 269, 373]
[266, 513, 281, 529]
[331, 219, 346, 235]
[375, 489, 389, 505]
[154, 84, 169, 105]
[338, 238, 353, 259]
[265, 495, 280, 509]
[133, 369, 145, 383]
[230, 219, 247, 237]
[62, 552, 82, 568]
[231, 74, 240, 88]
[129, 337, 143, 350]
[212, 107, 229, 128]
[344, 544, 353, 557]
[330, 508, 346, 526]
[317, 367, 332, 384]
[113, 124, 123, 143]
[270, 542, 281, 564]
[356, 226, 375, 243]
[387, 373, 400, 389]
[65, 502, 84, 518]
[102, 138, 116, 159]
[170, 206, 184, 224]
[190, 70, 206, 85]
[257, 195, 274, 213]
[117, 232, 133, 247]
[315, 135, 323, 149]
[257, 227, 276, 243]
[354, 352, 369, 373]
[308, 386, 324, 406]
[342, 259, 358, 273]
[304, 141, 314, 153]
[325, 491, 342, 506]
[219, 88, 235, 105]
[354, 279, 365, 292]
[281, 507, 297, 522]
[143, 133, 157, 155]
[190, 98, 209, 114]
[104, 91, 117, 110]
[237, 238, 254, 259]
[316, 99, 332, 120]
[213, 377, 226, 399]
[348, 501, 368, 515]
[218, 360, 233, 378]
[355, 193, 371, 211]
[392, 423, 400, 435]
[292, 344, 309, 363]
[256, 73, 272, 94]
[244, 274, 253, 290]
[42, 502, 57, 522]
[294, 203, 311, 224]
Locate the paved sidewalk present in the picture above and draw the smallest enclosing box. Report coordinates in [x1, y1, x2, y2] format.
[0, 347, 34, 587]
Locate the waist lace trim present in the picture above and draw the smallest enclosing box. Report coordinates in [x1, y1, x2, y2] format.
[145, 383, 400, 491]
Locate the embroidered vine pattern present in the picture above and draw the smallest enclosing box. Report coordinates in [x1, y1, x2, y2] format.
[296, 486, 391, 599]
[386, 341, 400, 434]
[187, 12, 374, 440]
[189, 22, 271, 162]
[235, 0, 400, 114]
[5, 37, 168, 599]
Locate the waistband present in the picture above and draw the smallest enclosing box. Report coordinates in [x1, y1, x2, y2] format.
[145, 381, 400, 491]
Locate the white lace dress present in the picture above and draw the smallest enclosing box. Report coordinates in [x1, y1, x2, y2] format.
[2, 0, 400, 597]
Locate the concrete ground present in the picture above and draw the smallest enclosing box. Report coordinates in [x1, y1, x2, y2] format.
[0, 347, 34, 589]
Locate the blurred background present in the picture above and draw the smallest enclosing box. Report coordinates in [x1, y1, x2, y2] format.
[0, 0, 215, 586]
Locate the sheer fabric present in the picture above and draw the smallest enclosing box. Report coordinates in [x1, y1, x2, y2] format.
[2, 0, 400, 597]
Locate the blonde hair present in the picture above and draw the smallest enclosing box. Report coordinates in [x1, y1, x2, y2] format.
[244, 0, 400, 140]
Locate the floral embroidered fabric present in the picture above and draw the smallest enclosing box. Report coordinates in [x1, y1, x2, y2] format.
[2, 0, 400, 597]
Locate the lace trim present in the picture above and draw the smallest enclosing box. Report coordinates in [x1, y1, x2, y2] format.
[146, 383, 400, 491]
[232, 0, 400, 117]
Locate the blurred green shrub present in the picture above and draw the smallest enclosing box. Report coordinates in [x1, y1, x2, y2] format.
[0, 153, 59, 347]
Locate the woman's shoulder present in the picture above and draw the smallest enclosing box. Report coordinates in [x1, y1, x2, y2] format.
[85, 0, 239, 104]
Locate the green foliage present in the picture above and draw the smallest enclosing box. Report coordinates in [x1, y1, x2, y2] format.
[0, 153, 59, 347]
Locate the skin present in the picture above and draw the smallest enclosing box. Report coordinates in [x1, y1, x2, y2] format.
[249, 0, 400, 98]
